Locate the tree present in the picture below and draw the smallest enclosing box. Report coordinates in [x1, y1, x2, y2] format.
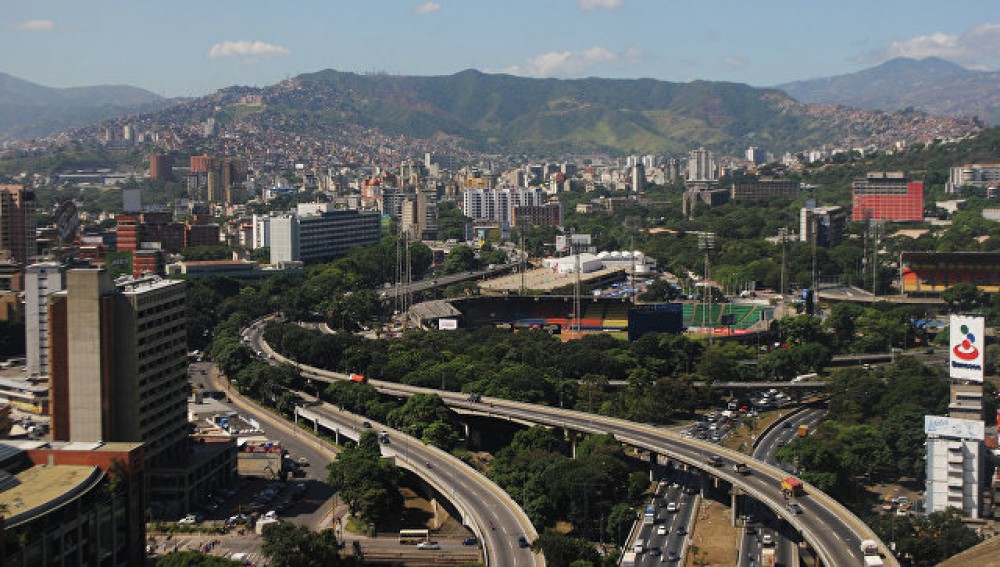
[442, 245, 478, 274]
[532, 532, 600, 567]
[941, 282, 986, 313]
[260, 522, 348, 567]
[326, 437, 402, 525]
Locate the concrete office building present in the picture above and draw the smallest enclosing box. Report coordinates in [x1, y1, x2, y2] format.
[49, 271, 189, 468]
[266, 208, 381, 264]
[947, 163, 1000, 194]
[24, 262, 65, 378]
[799, 205, 846, 247]
[0, 184, 36, 266]
[852, 172, 924, 222]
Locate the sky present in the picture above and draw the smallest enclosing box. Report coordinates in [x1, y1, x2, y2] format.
[2, 1, 1000, 98]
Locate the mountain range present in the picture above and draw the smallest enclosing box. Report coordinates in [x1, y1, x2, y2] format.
[1, 57, 996, 154]
[0, 72, 168, 141]
[776, 57, 1000, 125]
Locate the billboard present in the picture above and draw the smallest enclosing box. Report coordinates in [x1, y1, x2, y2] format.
[950, 315, 985, 382]
[924, 415, 985, 440]
[438, 318, 458, 330]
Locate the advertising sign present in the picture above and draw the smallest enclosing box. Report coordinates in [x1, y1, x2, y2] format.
[555, 235, 567, 252]
[950, 315, 985, 382]
[924, 415, 985, 440]
[438, 318, 458, 330]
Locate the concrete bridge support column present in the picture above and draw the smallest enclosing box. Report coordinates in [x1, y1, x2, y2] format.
[649, 452, 661, 482]
[731, 489, 741, 527]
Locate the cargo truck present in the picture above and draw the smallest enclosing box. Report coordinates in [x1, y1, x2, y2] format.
[859, 540, 884, 566]
[733, 463, 750, 475]
[781, 477, 804, 497]
[621, 551, 637, 567]
[761, 547, 776, 567]
[796, 424, 809, 437]
[350, 373, 367, 383]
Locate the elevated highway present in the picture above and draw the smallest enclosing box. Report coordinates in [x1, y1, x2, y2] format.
[248, 321, 897, 567]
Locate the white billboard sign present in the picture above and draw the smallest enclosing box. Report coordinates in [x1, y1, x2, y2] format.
[924, 415, 985, 440]
[555, 235, 568, 252]
[438, 318, 458, 330]
[949, 315, 985, 382]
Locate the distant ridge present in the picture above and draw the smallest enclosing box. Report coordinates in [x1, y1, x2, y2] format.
[0, 72, 169, 140]
[132, 68, 975, 155]
[776, 57, 1000, 125]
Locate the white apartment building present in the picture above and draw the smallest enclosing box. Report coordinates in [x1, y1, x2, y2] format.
[462, 187, 545, 225]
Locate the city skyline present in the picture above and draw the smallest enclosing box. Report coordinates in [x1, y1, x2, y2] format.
[1, 1, 999, 98]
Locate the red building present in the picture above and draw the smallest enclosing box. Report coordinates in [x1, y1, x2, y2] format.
[851, 172, 923, 221]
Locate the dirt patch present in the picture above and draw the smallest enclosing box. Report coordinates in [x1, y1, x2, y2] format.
[722, 409, 792, 454]
[685, 499, 738, 567]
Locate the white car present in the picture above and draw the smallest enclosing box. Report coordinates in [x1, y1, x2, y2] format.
[666, 502, 679, 513]
[417, 541, 441, 550]
[761, 533, 774, 546]
[178, 515, 198, 525]
[656, 525, 668, 536]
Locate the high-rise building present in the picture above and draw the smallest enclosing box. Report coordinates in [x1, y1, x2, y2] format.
[0, 184, 37, 266]
[49, 271, 189, 468]
[746, 146, 767, 165]
[687, 148, 716, 182]
[24, 262, 65, 378]
[462, 187, 545, 225]
[799, 205, 846, 247]
[631, 164, 646, 195]
[851, 172, 924, 221]
[149, 153, 174, 181]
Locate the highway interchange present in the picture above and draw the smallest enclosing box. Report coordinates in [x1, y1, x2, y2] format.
[246, 319, 898, 567]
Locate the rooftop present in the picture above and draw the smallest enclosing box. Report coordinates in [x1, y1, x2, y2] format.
[0, 464, 102, 527]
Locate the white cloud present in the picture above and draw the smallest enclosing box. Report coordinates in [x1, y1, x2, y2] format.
[412, 2, 441, 15]
[859, 22, 1000, 69]
[579, 0, 623, 11]
[724, 56, 747, 69]
[14, 19, 54, 31]
[208, 40, 290, 59]
[504, 46, 642, 77]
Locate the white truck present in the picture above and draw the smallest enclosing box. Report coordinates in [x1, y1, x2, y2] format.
[859, 539, 884, 566]
[621, 551, 638, 567]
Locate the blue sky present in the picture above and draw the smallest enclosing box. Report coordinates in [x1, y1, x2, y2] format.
[3, 1, 1000, 97]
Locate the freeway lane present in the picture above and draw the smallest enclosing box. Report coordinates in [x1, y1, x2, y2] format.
[754, 407, 827, 467]
[248, 321, 895, 567]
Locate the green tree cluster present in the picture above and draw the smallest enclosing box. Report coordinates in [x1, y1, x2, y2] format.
[490, 427, 640, 544]
[326, 430, 403, 526]
[776, 358, 949, 504]
[260, 521, 350, 567]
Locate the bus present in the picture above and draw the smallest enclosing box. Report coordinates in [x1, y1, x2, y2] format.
[399, 529, 430, 545]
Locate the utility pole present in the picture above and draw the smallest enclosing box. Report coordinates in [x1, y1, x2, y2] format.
[699, 232, 716, 344]
[777, 227, 789, 297]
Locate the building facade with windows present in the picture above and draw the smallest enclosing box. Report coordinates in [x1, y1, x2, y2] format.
[266, 209, 381, 264]
[462, 187, 545, 225]
[851, 172, 924, 221]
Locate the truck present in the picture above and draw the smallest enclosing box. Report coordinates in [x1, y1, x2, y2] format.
[781, 477, 804, 497]
[796, 424, 809, 437]
[643, 505, 656, 525]
[620, 551, 638, 567]
[859, 539, 884, 565]
[349, 373, 367, 384]
[733, 463, 750, 475]
[761, 547, 776, 567]
[859, 540, 879, 555]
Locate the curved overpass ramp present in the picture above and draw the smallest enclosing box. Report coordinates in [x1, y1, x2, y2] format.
[249, 321, 896, 567]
